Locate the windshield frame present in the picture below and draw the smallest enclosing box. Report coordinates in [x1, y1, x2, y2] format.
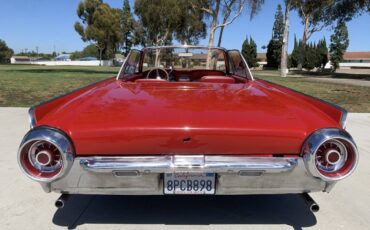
[116, 45, 254, 81]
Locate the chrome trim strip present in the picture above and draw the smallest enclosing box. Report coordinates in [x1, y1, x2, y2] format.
[302, 128, 359, 181]
[227, 49, 254, 81]
[116, 49, 141, 80]
[143, 45, 228, 52]
[28, 106, 36, 129]
[339, 109, 348, 129]
[80, 155, 298, 174]
[18, 126, 75, 183]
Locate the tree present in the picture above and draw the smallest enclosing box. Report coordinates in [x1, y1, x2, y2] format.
[290, 35, 300, 67]
[290, 36, 328, 69]
[266, 39, 282, 68]
[272, 4, 284, 41]
[134, 0, 181, 46]
[280, 0, 294, 77]
[70, 44, 99, 60]
[328, 0, 370, 21]
[190, 0, 264, 66]
[175, 2, 207, 45]
[74, 0, 122, 65]
[266, 4, 284, 68]
[316, 38, 329, 68]
[135, 0, 207, 66]
[0, 39, 14, 64]
[121, 0, 134, 56]
[296, 0, 333, 70]
[241, 36, 258, 67]
[329, 21, 349, 70]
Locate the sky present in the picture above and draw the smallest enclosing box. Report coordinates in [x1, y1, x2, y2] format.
[0, 0, 369, 54]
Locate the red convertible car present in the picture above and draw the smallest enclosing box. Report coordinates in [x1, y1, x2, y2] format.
[18, 46, 358, 211]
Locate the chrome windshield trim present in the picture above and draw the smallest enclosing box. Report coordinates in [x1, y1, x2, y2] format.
[80, 155, 298, 174]
[142, 45, 228, 52]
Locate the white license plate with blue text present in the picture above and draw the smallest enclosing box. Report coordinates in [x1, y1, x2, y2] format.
[164, 173, 215, 194]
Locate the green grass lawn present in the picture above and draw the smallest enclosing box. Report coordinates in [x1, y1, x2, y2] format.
[0, 65, 369, 112]
[0, 65, 119, 107]
[253, 70, 370, 112]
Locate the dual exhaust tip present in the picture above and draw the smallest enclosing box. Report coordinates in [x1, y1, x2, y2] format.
[302, 193, 320, 213]
[54, 193, 319, 213]
[55, 194, 70, 209]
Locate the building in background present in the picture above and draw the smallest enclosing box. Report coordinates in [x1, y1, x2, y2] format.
[55, 54, 71, 61]
[340, 52, 370, 68]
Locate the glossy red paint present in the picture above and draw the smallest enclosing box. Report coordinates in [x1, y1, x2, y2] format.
[32, 77, 343, 156]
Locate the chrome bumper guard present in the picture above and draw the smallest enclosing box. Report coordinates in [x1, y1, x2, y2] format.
[80, 155, 297, 173]
[44, 155, 330, 195]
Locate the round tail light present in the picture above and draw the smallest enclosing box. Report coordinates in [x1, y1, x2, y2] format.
[303, 129, 358, 181]
[18, 127, 74, 182]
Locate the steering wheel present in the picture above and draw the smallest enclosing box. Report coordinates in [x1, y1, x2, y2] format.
[146, 67, 169, 80]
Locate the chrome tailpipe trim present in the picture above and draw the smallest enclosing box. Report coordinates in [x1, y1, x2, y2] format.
[80, 155, 298, 174]
[302, 193, 320, 213]
[55, 193, 70, 209]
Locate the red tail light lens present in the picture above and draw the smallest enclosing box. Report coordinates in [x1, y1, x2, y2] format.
[303, 129, 358, 181]
[20, 140, 63, 180]
[315, 139, 356, 179]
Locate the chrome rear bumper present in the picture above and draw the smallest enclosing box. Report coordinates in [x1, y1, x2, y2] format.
[42, 155, 331, 195]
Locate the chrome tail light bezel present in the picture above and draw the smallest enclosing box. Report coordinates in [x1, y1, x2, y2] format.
[17, 126, 74, 183]
[302, 128, 359, 182]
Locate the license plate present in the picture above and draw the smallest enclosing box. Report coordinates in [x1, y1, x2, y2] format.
[164, 173, 215, 194]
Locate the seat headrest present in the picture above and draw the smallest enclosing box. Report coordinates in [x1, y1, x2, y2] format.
[200, 76, 235, 83]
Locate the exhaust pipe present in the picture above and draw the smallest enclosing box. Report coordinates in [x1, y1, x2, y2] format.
[302, 193, 319, 213]
[55, 194, 70, 209]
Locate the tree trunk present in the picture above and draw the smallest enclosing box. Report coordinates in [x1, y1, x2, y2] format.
[217, 12, 230, 48]
[297, 17, 309, 71]
[280, 0, 291, 77]
[206, 0, 221, 69]
[217, 26, 225, 47]
[99, 48, 103, 67]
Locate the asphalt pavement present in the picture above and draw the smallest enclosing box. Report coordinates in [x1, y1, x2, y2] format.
[0, 108, 369, 230]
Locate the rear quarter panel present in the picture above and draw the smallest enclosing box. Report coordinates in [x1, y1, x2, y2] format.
[256, 79, 346, 129]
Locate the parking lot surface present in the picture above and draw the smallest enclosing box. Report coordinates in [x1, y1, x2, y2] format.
[0, 108, 369, 230]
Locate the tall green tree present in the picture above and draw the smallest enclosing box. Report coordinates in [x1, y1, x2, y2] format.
[241, 36, 258, 67]
[290, 35, 301, 67]
[266, 39, 282, 68]
[175, 3, 207, 45]
[0, 39, 14, 64]
[329, 21, 349, 70]
[266, 4, 284, 68]
[272, 4, 284, 41]
[74, 0, 122, 65]
[295, 0, 333, 70]
[134, 0, 180, 46]
[316, 38, 329, 68]
[121, 0, 134, 56]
